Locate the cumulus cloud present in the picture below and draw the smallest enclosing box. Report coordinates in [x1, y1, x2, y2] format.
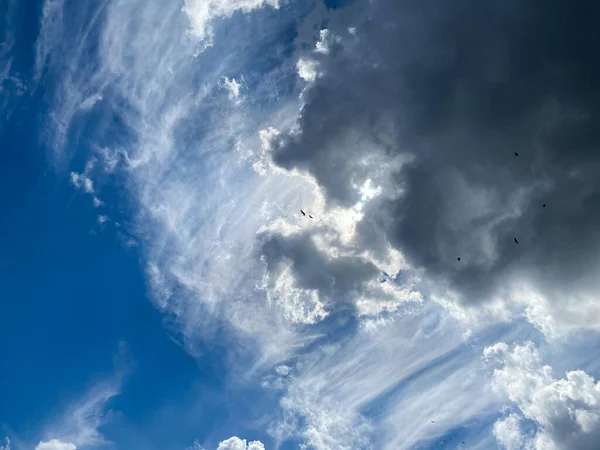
[216, 437, 265, 450]
[267, 0, 600, 336]
[485, 341, 600, 449]
[494, 413, 532, 450]
[221, 77, 243, 101]
[69, 172, 94, 194]
[35, 440, 76, 450]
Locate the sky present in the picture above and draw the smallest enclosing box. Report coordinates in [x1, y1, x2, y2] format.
[2, 0, 600, 449]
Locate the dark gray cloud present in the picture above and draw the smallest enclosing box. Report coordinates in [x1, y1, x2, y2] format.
[258, 228, 405, 312]
[269, 0, 600, 320]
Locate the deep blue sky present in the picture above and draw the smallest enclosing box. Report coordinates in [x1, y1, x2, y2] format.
[0, 3, 243, 448]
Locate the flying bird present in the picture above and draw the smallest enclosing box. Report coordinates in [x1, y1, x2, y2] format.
[514, 237, 519, 244]
[309, 215, 313, 219]
[431, 421, 435, 423]
[514, 152, 519, 157]
[300, 210, 306, 216]
[457, 257, 461, 261]
[543, 204, 546, 208]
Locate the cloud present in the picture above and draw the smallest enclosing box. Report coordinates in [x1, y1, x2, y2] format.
[216, 437, 265, 450]
[494, 414, 532, 450]
[221, 77, 243, 101]
[78, 93, 102, 111]
[35, 440, 76, 450]
[267, 0, 600, 337]
[34, 0, 600, 448]
[38, 344, 129, 448]
[69, 172, 94, 194]
[183, 0, 279, 49]
[270, 304, 503, 450]
[0, 437, 10, 450]
[485, 341, 600, 449]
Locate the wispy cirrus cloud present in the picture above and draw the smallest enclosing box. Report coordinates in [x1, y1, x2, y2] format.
[35, 343, 129, 450]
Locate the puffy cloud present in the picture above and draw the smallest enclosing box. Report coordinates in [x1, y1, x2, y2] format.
[268, 0, 600, 336]
[221, 77, 243, 101]
[216, 437, 265, 450]
[257, 199, 422, 323]
[485, 341, 600, 449]
[35, 440, 76, 450]
[296, 58, 319, 82]
[494, 414, 533, 450]
[69, 172, 94, 194]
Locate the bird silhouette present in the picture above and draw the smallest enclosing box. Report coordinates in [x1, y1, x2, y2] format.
[431, 421, 435, 423]
[300, 210, 306, 216]
[457, 257, 461, 261]
[514, 237, 519, 244]
[309, 215, 313, 219]
[543, 204, 546, 208]
[514, 152, 519, 157]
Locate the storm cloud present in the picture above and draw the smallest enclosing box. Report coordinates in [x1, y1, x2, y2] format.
[268, 0, 600, 334]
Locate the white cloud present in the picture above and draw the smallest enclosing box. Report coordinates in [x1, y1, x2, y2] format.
[38, 345, 128, 448]
[97, 215, 109, 224]
[92, 197, 103, 207]
[183, 0, 279, 48]
[78, 93, 102, 111]
[69, 172, 94, 194]
[314, 29, 340, 55]
[494, 414, 533, 450]
[35, 440, 76, 450]
[296, 58, 319, 82]
[485, 342, 600, 450]
[272, 305, 501, 450]
[216, 437, 265, 450]
[221, 77, 243, 101]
